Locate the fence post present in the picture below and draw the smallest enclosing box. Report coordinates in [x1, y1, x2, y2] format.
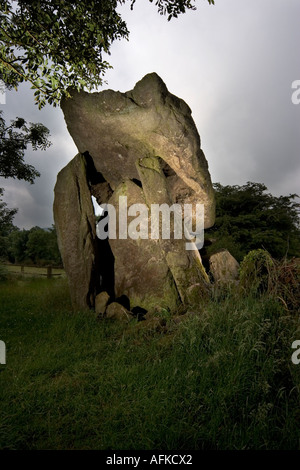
[0, 340, 6, 365]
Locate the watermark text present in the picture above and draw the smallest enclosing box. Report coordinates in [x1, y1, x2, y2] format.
[291, 80, 300, 105]
[291, 340, 300, 365]
[96, 197, 204, 250]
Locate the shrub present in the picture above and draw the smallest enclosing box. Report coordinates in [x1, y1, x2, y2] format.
[239, 249, 300, 314]
[273, 257, 300, 314]
[239, 249, 275, 295]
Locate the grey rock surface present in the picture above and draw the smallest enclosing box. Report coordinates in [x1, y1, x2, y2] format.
[209, 249, 240, 284]
[53, 154, 100, 310]
[54, 74, 215, 312]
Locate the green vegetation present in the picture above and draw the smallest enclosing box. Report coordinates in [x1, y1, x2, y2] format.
[1, 225, 62, 267]
[0, 109, 51, 250]
[0, 0, 214, 108]
[0, 187, 16, 259]
[205, 182, 300, 262]
[0, 260, 299, 450]
[0, 110, 51, 183]
[3, 264, 65, 278]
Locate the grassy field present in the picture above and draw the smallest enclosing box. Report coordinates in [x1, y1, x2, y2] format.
[0, 276, 299, 450]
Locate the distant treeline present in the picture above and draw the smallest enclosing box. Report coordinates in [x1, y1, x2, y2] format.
[1, 225, 62, 267]
[1, 182, 299, 268]
[205, 182, 300, 262]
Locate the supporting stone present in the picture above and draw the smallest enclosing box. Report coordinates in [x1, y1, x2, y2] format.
[53, 153, 100, 310]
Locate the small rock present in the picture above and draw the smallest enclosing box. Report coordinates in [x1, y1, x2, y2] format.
[105, 302, 133, 322]
[95, 291, 110, 315]
[209, 249, 240, 284]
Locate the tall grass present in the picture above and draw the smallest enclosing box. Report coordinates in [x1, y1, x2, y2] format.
[0, 276, 299, 450]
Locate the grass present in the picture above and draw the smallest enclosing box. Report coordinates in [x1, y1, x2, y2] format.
[0, 276, 299, 450]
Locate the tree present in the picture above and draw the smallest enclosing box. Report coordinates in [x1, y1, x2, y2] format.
[7, 225, 62, 265]
[0, 0, 215, 108]
[0, 187, 17, 258]
[6, 227, 28, 263]
[0, 108, 51, 253]
[25, 226, 52, 264]
[205, 182, 300, 261]
[0, 108, 51, 241]
[0, 110, 51, 183]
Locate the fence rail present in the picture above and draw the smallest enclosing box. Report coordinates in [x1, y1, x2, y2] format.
[4, 265, 65, 278]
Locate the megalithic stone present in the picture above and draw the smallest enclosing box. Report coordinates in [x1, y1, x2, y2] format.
[55, 73, 215, 313]
[53, 153, 100, 310]
[108, 179, 181, 312]
[136, 155, 210, 305]
[61, 72, 215, 229]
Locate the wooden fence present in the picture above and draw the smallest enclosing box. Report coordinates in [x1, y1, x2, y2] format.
[5, 265, 65, 278]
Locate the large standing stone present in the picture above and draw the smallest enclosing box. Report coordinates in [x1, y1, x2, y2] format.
[54, 73, 215, 312]
[53, 154, 100, 310]
[135, 154, 210, 305]
[107, 179, 180, 312]
[61, 73, 215, 229]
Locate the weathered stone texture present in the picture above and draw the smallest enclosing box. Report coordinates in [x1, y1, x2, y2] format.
[53, 154, 99, 310]
[95, 291, 110, 315]
[105, 302, 133, 322]
[61, 73, 215, 228]
[54, 73, 215, 313]
[209, 250, 240, 284]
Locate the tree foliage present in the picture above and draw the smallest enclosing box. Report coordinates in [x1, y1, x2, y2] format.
[0, 110, 51, 183]
[24, 225, 61, 265]
[140, 0, 214, 20]
[205, 182, 300, 261]
[0, 0, 214, 108]
[5, 225, 62, 265]
[0, 187, 17, 257]
[0, 109, 51, 256]
[0, 110, 51, 257]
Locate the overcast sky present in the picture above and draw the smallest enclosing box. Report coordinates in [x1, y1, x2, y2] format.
[1, 0, 299, 229]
